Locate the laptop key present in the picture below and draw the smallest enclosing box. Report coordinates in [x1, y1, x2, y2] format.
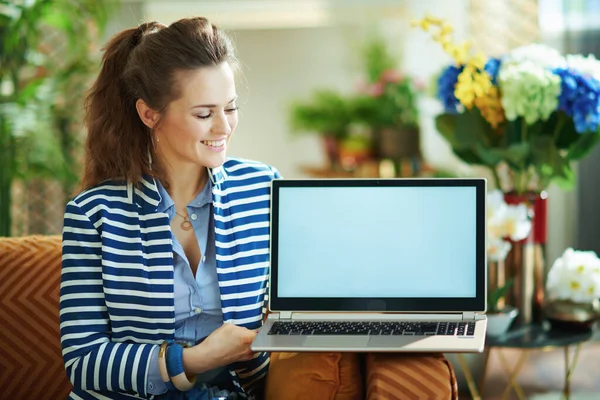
[466, 322, 475, 336]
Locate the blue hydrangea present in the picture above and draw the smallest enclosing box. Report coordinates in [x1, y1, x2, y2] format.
[484, 58, 502, 85]
[437, 65, 463, 113]
[553, 68, 600, 133]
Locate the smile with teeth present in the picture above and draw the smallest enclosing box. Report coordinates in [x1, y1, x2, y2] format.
[201, 139, 226, 148]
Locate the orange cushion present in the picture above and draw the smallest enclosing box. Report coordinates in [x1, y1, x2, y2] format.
[265, 352, 363, 400]
[0, 235, 72, 399]
[365, 353, 458, 400]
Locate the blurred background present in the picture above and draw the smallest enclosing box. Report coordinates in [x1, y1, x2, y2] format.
[2, 0, 599, 268]
[2, 0, 600, 398]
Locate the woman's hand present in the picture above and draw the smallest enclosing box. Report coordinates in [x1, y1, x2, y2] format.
[183, 323, 257, 374]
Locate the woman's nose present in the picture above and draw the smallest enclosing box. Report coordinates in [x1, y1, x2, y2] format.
[212, 112, 232, 136]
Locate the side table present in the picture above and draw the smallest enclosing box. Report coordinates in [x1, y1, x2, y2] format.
[456, 323, 593, 400]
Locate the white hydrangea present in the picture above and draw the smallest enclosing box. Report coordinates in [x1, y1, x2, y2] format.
[502, 43, 566, 69]
[486, 190, 533, 261]
[566, 54, 600, 81]
[546, 248, 600, 303]
[498, 62, 562, 124]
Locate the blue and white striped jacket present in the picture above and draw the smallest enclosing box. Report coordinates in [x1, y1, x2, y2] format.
[60, 158, 280, 400]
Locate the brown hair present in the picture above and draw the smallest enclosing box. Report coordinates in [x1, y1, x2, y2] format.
[80, 17, 237, 191]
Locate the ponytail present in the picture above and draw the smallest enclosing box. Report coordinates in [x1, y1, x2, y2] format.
[81, 22, 165, 191]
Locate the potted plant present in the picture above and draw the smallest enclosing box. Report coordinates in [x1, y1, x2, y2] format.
[487, 279, 518, 336]
[545, 248, 600, 331]
[352, 37, 423, 174]
[289, 89, 365, 170]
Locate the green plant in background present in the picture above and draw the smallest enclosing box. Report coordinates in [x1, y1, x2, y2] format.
[289, 89, 354, 140]
[352, 36, 421, 130]
[0, 0, 114, 236]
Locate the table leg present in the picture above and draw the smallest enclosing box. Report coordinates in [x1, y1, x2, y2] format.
[498, 350, 528, 400]
[562, 343, 583, 400]
[456, 353, 481, 400]
[477, 348, 491, 398]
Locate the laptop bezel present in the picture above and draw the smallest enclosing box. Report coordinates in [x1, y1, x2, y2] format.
[268, 178, 487, 313]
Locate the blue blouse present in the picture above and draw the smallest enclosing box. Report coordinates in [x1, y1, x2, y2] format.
[147, 179, 226, 394]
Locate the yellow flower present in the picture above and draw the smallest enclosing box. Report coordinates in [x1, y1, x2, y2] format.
[440, 23, 453, 36]
[474, 87, 505, 128]
[472, 52, 487, 70]
[412, 16, 505, 128]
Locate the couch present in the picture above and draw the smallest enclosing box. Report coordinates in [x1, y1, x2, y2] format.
[0, 235, 458, 400]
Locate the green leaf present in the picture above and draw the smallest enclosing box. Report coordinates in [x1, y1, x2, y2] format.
[452, 148, 484, 165]
[553, 112, 580, 149]
[488, 278, 514, 313]
[531, 135, 574, 188]
[491, 143, 530, 169]
[473, 143, 503, 166]
[566, 132, 600, 161]
[553, 165, 576, 190]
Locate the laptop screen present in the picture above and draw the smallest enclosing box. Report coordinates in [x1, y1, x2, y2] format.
[269, 179, 486, 313]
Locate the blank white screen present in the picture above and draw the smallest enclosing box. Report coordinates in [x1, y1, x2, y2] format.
[277, 186, 477, 298]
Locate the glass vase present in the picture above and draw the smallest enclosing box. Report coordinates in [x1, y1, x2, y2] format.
[503, 191, 548, 325]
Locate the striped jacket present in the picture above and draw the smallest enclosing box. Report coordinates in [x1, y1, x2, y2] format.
[60, 158, 280, 400]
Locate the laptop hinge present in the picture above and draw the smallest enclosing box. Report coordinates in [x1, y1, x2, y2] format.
[462, 312, 476, 321]
[279, 311, 292, 320]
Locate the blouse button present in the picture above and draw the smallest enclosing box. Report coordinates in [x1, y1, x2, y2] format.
[190, 213, 198, 220]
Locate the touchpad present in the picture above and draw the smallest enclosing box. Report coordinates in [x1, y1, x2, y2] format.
[303, 336, 369, 348]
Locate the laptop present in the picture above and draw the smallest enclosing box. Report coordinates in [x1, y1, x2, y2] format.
[251, 178, 488, 353]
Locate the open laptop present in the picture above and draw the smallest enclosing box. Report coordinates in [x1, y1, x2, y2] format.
[251, 178, 488, 353]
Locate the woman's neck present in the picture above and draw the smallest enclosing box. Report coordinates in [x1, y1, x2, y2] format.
[160, 161, 208, 208]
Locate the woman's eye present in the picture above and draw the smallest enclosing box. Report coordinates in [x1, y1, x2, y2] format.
[196, 114, 211, 119]
[225, 107, 239, 113]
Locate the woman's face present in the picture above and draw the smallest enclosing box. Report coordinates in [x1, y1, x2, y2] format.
[155, 62, 238, 169]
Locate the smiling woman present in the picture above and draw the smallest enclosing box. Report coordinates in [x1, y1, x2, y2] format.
[60, 16, 281, 400]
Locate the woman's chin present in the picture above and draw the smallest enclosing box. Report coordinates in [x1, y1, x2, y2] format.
[202, 153, 227, 169]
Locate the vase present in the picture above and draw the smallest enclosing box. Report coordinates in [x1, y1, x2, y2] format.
[544, 299, 600, 332]
[322, 136, 341, 170]
[377, 127, 422, 176]
[486, 306, 519, 337]
[503, 191, 548, 325]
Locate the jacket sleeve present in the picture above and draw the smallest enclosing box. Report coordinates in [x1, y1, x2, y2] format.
[60, 199, 157, 398]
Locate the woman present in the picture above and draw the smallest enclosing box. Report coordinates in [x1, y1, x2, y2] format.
[60, 17, 277, 400]
[60, 16, 458, 400]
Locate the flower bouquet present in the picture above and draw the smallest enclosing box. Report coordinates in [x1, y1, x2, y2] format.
[412, 15, 600, 195]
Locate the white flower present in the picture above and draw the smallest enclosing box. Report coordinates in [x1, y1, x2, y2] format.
[501, 44, 566, 69]
[486, 190, 506, 221]
[546, 247, 600, 303]
[501, 203, 532, 242]
[487, 238, 512, 262]
[566, 54, 600, 81]
[486, 190, 533, 249]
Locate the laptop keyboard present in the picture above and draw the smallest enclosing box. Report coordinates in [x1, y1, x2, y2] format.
[268, 321, 476, 336]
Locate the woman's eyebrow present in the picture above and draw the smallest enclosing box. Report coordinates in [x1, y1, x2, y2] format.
[190, 96, 238, 109]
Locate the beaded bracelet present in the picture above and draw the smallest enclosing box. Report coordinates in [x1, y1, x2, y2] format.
[166, 342, 196, 391]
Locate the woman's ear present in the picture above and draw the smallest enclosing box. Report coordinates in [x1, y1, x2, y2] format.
[136, 99, 159, 129]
